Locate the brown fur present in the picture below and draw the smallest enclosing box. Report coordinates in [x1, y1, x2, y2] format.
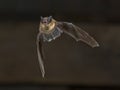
[39, 19, 56, 34]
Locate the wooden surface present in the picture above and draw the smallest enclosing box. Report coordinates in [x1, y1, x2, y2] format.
[0, 20, 119, 86]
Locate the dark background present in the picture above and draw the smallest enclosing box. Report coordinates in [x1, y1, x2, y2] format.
[0, 0, 120, 89]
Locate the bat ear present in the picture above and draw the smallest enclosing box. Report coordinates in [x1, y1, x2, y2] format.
[48, 16, 52, 22]
[49, 16, 52, 19]
[40, 16, 43, 20]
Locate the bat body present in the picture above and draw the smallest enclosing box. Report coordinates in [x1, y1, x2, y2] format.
[37, 16, 99, 77]
[39, 17, 63, 42]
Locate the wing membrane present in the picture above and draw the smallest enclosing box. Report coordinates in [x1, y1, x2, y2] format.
[57, 22, 99, 48]
[36, 33, 45, 77]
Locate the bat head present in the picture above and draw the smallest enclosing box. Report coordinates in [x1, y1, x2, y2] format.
[40, 16, 53, 25]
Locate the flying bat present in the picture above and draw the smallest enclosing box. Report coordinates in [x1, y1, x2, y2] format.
[37, 16, 99, 77]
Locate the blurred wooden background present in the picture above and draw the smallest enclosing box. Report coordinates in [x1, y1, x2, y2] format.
[0, 0, 120, 89]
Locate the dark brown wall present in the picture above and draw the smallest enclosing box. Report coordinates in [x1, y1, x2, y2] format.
[0, 0, 120, 22]
[0, 21, 120, 86]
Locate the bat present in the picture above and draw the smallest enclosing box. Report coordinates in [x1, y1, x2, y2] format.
[37, 16, 99, 77]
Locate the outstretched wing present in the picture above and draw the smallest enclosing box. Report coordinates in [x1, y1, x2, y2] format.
[57, 22, 99, 48]
[36, 33, 45, 77]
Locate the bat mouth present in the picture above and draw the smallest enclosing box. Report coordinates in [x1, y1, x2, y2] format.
[43, 21, 48, 23]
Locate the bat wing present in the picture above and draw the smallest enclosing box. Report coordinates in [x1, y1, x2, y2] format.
[36, 33, 45, 77]
[57, 22, 99, 48]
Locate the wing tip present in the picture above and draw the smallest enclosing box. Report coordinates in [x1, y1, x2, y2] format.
[92, 42, 100, 48]
[76, 39, 100, 48]
[42, 72, 45, 78]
